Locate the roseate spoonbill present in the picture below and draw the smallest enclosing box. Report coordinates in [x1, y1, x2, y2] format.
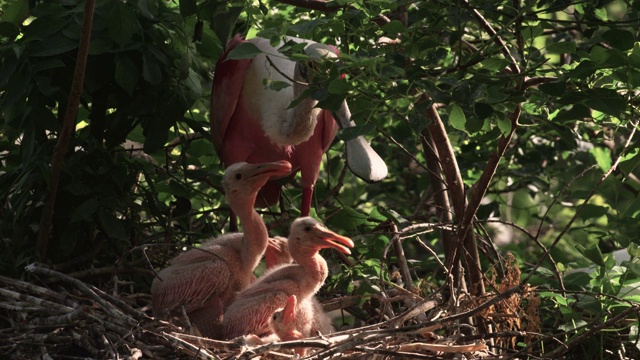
[264, 236, 292, 269]
[150, 161, 292, 338]
[222, 217, 353, 338]
[211, 35, 387, 217]
[270, 294, 333, 355]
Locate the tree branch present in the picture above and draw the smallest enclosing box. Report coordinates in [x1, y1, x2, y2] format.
[36, 0, 96, 260]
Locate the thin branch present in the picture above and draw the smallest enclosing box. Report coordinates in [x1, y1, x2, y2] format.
[462, 0, 521, 75]
[274, 0, 340, 12]
[36, 0, 96, 260]
[272, 0, 391, 26]
[523, 120, 639, 286]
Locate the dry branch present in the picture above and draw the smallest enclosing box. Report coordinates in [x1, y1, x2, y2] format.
[36, 0, 96, 260]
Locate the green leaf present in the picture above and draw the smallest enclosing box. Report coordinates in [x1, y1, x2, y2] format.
[382, 20, 406, 35]
[1, 0, 29, 25]
[582, 88, 626, 117]
[578, 203, 609, 222]
[568, 60, 596, 79]
[474, 102, 494, 119]
[449, 104, 466, 130]
[577, 244, 606, 267]
[0, 22, 19, 39]
[29, 35, 78, 57]
[480, 57, 509, 71]
[70, 198, 98, 223]
[589, 146, 612, 172]
[142, 52, 163, 84]
[521, 24, 543, 41]
[263, 79, 290, 91]
[496, 115, 512, 135]
[179, 0, 198, 17]
[225, 42, 263, 60]
[325, 207, 372, 231]
[328, 78, 349, 95]
[212, 6, 243, 45]
[553, 104, 591, 122]
[184, 68, 202, 95]
[316, 92, 344, 112]
[367, 207, 388, 222]
[539, 81, 567, 97]
[99, 211, 128, 241]
[602, 29, 635, 51]
[589, 46, 626, 68]
[108, 2, 139, 47]
[622, 294, 640, 302]
[466, 117, 485, 133]
[546, 41, 576, 54]
[115, 55, 139, 95]
[337, 123, 376, 142]
[619, 147, 640, 175]
[623, 192, 640, 218]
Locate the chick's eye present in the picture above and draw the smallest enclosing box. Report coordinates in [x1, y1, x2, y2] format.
[235, 173, 242, 180]
[304, 226, 312, 232]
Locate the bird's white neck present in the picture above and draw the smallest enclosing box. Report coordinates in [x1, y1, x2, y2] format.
[295, 252, 329, 297]
[247, 55, 321, 147]
[282, 93, 319, 144]
[232, 200, 269, 272]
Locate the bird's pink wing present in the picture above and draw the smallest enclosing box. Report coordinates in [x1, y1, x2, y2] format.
[169, 234, 241, 265]
[223, 288, 293, 338]
[223, 267, 305, 338]
[151, 259, 233, 315]
[210, 34, 252, 158]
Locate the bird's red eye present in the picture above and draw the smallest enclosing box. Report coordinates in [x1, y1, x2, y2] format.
[235, 173, 242, 180]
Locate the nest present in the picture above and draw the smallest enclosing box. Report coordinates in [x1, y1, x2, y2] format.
[0, 256, 553, 360]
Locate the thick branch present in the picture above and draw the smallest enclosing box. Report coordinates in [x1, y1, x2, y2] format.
[420, 130, 458, 281]
[36, 0, 96, 260]
[458, 107, 521, 245]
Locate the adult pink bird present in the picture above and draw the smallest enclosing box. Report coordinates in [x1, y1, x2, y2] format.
[222, 217, 353, 339]
[211, 35, 387, 217]
[150, 161, 291, 338]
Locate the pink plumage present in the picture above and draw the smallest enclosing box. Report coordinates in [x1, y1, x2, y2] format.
[150, 161, 292, 338]
[210, 35, 387, 217]
[270, 294, 334, 356]
[222, 217, 353, 339]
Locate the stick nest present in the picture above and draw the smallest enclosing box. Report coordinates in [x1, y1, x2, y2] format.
[0, 256, 552, 360]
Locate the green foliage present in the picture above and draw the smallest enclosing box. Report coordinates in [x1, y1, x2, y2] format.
[1, 0, 640, 356]
[0, 0, 222, 274]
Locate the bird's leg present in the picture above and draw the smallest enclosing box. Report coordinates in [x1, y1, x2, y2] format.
[301, 187, 313, 216]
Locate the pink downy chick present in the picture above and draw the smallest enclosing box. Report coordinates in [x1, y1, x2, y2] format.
[150, 161, 291, 338]
[270, 294, 334, 356]
[222, 217, 353, 339]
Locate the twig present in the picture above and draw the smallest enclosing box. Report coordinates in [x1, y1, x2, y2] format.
[462, 0, 520, 75]
[25, 263, 136, 327]
[545, 305, 640, 358]
[162, 332, 220, 359]
[0, 287, 75, 314]
[390, 223, 416, 293]
[523, 120, 639, 286]
[0, 274, 79, 307]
